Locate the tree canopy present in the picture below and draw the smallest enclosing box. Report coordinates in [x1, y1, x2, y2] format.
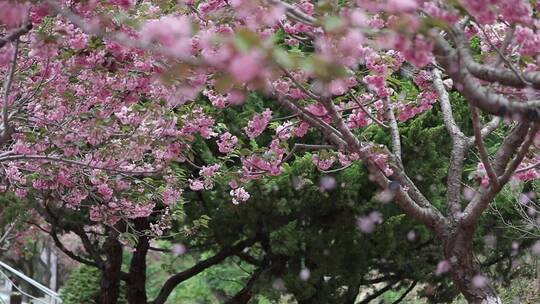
[3, 0, 540, 303]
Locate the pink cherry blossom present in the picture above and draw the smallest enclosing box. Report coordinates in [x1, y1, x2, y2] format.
[229, 50, 264, 83]
[386, 0, 418, 13]
[109, 0, 134, 9]
[230, 187, 250, 204]
[97, 183, 114, 201]
[312, 154, 336, 171]
[306, 103, 328, 117]
[217, 132, 238, 153]
[140, 16, 192, 58]
[163, 187, 182, 205]
[245, 109, 272, 139]
[189, 179, 205, 191]
[0, 2, 28, 28]
[200, 164, 221, 177]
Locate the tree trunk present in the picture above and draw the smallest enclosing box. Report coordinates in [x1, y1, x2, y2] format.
[97, 236, 123, 304]
[127, 219, 149, 304]
[443, 228, 502, 304]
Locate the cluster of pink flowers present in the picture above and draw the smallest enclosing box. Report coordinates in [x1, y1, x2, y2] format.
[348, 108, 371, 129]
[230, 187, 250, 205]
[397, 72, 438, 122]
[472, 163, 490, 188]
[338, 152, 360, 167]
[0, 44, 15, 67]
[372, 153, 393, 176]
[200, 164, 221, 177]
[394, 34, 433, 68]
[461, 0, 532, 25]
[180, 107, 216, 139]
[422, 2, 458, 23]
[140, 16, 193, 58]
[337, 30, 368, 67]
[245, 109, 273, 139]
[0, 1, 28, 28]
[515, 26, 540, 57]
[328, 77, 358, 96]
[364, 75, 393, 98]
[312, 154, 336, 171]
[198, 0, 227, 16]
[217, 132, 238, 153]
[414, 70, 433, 90]
[162, 187, 182, 206]
[242, 153, 281, 178]
[229, 50, 265, 83]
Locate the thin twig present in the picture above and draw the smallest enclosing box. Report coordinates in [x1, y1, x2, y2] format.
[493, 25, 515, 68]
[462, 23, 530, 86]
[515, 160, 540, 174]
[278, 65, 320, 100]
[267, 0, 317, 26]
[0, 23, 32, 49]
[2, 39, 19, 134]
[349, 92, 389, 129]
[0, 154, 158, 175]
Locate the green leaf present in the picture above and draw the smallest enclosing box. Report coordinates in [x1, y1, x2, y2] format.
[234, 28, 260, 52]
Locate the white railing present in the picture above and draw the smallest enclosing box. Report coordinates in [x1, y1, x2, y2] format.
[0, 260, 62, 304]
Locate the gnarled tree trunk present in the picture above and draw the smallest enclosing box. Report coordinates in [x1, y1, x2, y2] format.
[443, 228, 501, 304]
[127, 218, 149, 304]
[97, 235, 123, 304]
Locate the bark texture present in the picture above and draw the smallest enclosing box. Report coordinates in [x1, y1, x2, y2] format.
[127, 219, 150, 304]
[97, 236, 123, 304]
[443, 228, 502, 304]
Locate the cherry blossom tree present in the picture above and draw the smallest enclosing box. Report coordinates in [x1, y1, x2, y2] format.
[3, 0, 540, 303]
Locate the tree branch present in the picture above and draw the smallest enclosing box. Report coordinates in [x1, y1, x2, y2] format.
[151, 237, 259, 304]
[274, 97, 347, 149]
[42, 204, 105, 267]
[493, 25, 515, 68]
[321, 98, 448, 235]
[358, 281, 398, 304]
[391, 280, 417, 304]
[433, 35, 540, 122]
[50, 227, 98, 267]
[0, 23, 32, 49]
[382, 97, 402, 165]
[361, 274, 401, 285]
[448, 28, 539, 90]
[432, 68, 472, 217]
[470, 105, 499, 188]
[267, 0, 316, 25]
[1, 38, 19, 144]
[480, 116, 501, 139]
[224, 262, 267, 304]
[235, 252, 262, 266]
[515, 160, 540, 174]
[0, 154, 157, 175]
[499, 126, 538, 182]
[432, 68, 465, 139]
[350, 92, 389, 129]
[473, 21, 527, 85]
[279, 65, 320, 100]
[492, 123, 530, 176]
[461, 124, 534, 227]
[281, 143, 336, 164]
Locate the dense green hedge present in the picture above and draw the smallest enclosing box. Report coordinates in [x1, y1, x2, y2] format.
[60, 265, 127, 304]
